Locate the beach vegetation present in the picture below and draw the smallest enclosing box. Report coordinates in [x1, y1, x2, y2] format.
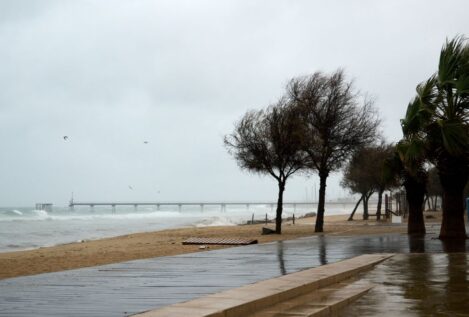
[288, 70, 380, 232]
[224, 98, 307, 234]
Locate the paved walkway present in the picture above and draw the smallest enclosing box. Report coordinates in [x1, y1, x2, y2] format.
[339, 253, 469, 316]
[0, 225, 467, 316]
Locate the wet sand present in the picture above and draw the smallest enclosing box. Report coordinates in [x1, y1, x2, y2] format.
[0, 214, 409, 280]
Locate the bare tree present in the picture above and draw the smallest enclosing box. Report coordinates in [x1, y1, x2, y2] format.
[289, 70, 380, 232]
[343, 143, 398, 221]
[371, 142, 399, 220]
[224, 98, 306, 234]
[341, 146, 376, 220]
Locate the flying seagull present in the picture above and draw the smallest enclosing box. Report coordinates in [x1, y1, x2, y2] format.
[128, 185, 133, 190]
[63, 136, 69, 141]
[144, 141, 149, 144]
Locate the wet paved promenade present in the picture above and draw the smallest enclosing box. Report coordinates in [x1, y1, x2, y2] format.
[340, 253, 469, 317]
[1, 225, 468, 316]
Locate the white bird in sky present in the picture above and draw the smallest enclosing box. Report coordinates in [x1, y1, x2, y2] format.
[128, 185, 133, 190]
[63, 136, 69, 141]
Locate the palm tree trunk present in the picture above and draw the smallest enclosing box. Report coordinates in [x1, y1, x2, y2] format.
[275, 180, 285, 234]
[404, 174, 426, 235]
[315, 170, 329, 232]
[438, 157, 468, 240]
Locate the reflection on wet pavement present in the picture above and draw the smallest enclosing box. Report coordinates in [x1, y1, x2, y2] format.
[341, 253, 469, 317]
[1, 229, 468, 316]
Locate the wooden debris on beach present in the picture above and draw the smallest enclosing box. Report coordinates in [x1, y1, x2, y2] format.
[182, 237, 258, 245]
[262, 227, 276, 235]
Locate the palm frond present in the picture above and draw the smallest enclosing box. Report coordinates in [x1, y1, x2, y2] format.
[396, 137, 427, 176]
[438, 35, 466, 86]
[416, 76, 438, 110]
[438, 119, 469, 156]
[401, 98, 422, 135]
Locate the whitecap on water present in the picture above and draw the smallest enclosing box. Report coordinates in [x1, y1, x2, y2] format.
[31, 209, 50, 219]
[195, 216, 238, 227]
[2, 209, 23, 216]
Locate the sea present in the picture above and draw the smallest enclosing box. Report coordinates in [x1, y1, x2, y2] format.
[0, 203, 354, 253]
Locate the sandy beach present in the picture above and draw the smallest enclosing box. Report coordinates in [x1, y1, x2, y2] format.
[0, 214, 410, 280]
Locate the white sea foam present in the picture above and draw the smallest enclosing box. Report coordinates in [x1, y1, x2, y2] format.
[40, 211, 185, 221]
[2, 209, 24, 217]
[0, 209, 186, 222]
[194, 216, 238, 227]
[31, 209, 50, 218]
[0, 203, 353, 252]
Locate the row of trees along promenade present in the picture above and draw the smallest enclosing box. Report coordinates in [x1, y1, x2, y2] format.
[225, 35, 469, 240]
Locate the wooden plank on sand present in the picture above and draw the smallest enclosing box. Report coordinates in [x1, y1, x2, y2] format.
[182, 237, 258, 245]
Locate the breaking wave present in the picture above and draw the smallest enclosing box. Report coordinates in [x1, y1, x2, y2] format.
[194, 216, 239, 227]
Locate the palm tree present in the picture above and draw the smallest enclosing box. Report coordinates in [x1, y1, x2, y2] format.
[391, 96, 429, 235]
[395, 145, 427, 235]
[408, 36, 469, 239]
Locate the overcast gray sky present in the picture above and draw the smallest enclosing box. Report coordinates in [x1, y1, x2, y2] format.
[0, 0, 468, 206]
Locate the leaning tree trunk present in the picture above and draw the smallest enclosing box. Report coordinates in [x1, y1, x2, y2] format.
[275, 181, 286, 234]
[425, 196, 430, 211]
[348, 195, 363, 221]
[403, 174, 426, 235]
[438, 156, 468, 240]
[315, 170, 329, 232]
[376, 189, 384, 221]
[363, 193, 370, 220]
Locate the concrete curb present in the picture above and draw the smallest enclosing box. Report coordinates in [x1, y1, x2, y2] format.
[133, 253, 393, 317]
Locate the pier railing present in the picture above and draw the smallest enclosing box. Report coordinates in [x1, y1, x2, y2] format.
[68, 201, 349, 213]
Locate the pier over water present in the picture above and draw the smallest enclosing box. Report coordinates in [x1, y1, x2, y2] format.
[68, 200, 343, 213]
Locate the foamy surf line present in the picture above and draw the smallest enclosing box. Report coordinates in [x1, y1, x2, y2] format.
[0, 211, 261, 252]
[0, 205, 352, 252]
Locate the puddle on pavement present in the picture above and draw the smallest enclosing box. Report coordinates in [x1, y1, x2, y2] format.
[340, 252, 469, 317]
